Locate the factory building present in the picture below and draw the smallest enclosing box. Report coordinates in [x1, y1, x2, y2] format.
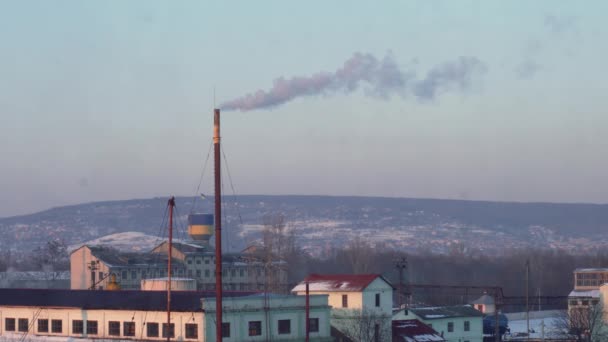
[70, 213, 288, 292]
[0, 288, 333, 342]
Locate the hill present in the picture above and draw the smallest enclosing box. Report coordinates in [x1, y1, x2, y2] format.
[1, 195, 607, 257]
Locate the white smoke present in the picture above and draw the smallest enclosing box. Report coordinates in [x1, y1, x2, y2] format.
[221, 52, 486, 111]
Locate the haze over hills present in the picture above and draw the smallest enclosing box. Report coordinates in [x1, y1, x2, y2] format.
[1, 195, 607, 258]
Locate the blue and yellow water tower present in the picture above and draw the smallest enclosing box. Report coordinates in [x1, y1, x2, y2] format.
[187, 213, 214, 245]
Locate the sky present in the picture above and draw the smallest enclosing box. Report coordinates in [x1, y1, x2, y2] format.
[1, 1, 607, 217]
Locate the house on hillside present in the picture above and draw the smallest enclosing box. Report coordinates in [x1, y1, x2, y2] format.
[393, 319, 446, 342]
[292, 274, 394, 342]
[393, 305, 483, 342]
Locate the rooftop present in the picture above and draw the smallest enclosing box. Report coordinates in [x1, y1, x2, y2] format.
[574, 268, 608, 273]
[392, 319, 445, 342]
[471, 294, 494, 305]
[0, 288, 254, 312]
[292, 274, 390, 292]
[568, 289, 601, 298]
[408, 305, 483, 320]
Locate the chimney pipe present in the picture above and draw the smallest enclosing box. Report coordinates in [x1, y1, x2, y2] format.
[213, 109, 223, 341]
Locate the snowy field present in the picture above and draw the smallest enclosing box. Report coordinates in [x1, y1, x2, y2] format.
[504, 311, 567, 340]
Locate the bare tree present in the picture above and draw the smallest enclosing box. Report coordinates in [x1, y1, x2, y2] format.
[32, 239, 69, 271]
[343, 236, 374, 274]
[336, 308, 391, 342]
[555, 302, 608, 342]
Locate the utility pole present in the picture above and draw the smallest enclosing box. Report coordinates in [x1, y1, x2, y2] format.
[167, 196, 175, 342]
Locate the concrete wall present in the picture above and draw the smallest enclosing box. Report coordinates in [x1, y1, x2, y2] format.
[70, 246, 111, 290]
[0, 306, 203, 341]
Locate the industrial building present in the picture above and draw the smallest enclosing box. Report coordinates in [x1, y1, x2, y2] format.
[0, 288, 333, 341]
[70, 213, 288, 292]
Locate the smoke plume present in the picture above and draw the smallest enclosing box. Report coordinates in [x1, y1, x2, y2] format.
[221, 52, 486, 111]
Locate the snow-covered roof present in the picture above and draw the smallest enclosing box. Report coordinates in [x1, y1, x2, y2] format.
[471, 294, 494, 305]
[574, 268, 608, 273]
[408, 305, 483, 320]
[568, 289, 600, 298]
[292, 274, 391, 292]
[393, 320, 445, 342]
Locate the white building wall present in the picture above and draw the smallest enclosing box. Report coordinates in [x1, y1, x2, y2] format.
[0, 306, 203, 341]
[70, 246, 112, 290]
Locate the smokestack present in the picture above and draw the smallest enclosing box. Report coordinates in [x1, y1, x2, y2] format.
[221, 52, 486, 111]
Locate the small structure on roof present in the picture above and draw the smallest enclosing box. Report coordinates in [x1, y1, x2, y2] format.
[471, 293, 495, 314]
[392, 319, 446, 342]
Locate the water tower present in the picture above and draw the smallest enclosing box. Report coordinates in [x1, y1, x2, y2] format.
[187, 213, 214, 245]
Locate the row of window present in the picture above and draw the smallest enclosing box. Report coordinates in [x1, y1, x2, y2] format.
[113, 267, 274, 281]
[220, 318, 319, 338]
[4, 318, 197, 339]
[428, 321, 470, 333]
[569, 299, 599, 306]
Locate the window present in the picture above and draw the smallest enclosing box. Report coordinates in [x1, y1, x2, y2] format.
[72, 320, 84, 334]
[375, 293, 381, 307]
[131, 270, 136, 279]
[87, 321, 98, 335]
[51, 319, 62, 333]
[147, 322, 159, 337]
[124, 322, 135, 336]
[342, 294, 348, 308]
[18, 318, 29, 332]
[464, 320, 470, 331]
[196, 270, 202, 277]
[5, 318, 15, 331]
[185, 323, 198, 338]
[231, 269, 236, 277]
[205, 259, 210, 264]
[121, 270, 127, 279]
[447, 322, 454, 332]
[188, 270, 193, 277]
[196, 259, 201, 264]
[91, 271, 96, 284]
[163, 323, 175, 338]
[99, 271, 103, 281]
[188, 259, 192, 264]
[309, 318, 319, 332]
[205, 269, 210, 277]
[248, 321, 262, 336]
[582, 300, 589, 306]
[569, 300, 578, 306]
[38, 319, 49, 333]
[240, 269, 244, 277]
[108, 321, 120, 336]
[222, 322, 231, 338]
[278, 319, 291, 334]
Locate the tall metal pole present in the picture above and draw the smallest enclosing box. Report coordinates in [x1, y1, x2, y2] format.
[526, 259, 530, 340]
[494, 288, 500, 342]
[213, 109, 223, 341]
[305, 281, 310, 342]
[167, 196, 175, 342]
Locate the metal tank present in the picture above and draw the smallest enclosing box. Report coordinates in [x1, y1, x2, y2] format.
[187, 213, 214, 244]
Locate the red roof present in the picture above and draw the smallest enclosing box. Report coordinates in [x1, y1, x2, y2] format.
[392, 320, 446, 342]
[292, 274, 389, 292]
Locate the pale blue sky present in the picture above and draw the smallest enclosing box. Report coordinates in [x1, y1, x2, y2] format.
[1, 1, 607, 217]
